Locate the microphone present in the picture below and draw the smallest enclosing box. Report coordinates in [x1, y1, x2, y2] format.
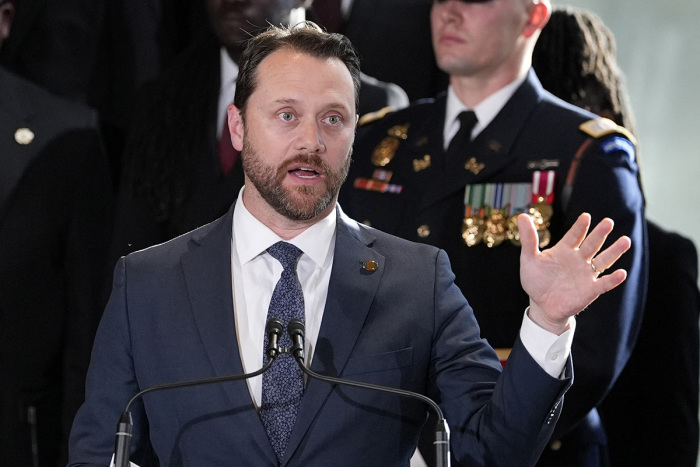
[287, 319, 451, 467]
[112, 318, 285, 467]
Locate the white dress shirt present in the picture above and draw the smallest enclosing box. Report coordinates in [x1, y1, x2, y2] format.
[231, 189, 336, 408]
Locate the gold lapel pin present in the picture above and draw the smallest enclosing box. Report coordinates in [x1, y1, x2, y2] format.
[361, 260, 379, 273]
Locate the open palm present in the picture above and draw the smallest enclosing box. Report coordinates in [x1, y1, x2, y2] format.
[518, 213, 631, 334]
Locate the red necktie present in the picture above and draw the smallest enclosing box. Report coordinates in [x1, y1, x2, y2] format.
[218, 117, 239, 177]
[313, 0, 344, 33]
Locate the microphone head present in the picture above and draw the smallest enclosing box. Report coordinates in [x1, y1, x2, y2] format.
[265, 318, 284, 360]
[266, 317, 284, 336]
[288, 318, 305, 337]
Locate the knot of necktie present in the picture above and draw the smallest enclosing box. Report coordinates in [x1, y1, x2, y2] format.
[267, 241, 303, 272]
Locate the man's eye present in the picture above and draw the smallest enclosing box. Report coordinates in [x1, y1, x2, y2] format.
[279, 112, 295, 122]
[326, 115, 341, 125]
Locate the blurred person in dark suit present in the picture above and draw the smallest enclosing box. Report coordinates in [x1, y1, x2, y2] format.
[0, 1, 113, 465]
[0, 0, 211, 184]
[309, 0, 448, 101]
[533, 6, 700, 466]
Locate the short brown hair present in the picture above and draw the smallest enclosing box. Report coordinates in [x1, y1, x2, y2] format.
[233, 22, 361, 122]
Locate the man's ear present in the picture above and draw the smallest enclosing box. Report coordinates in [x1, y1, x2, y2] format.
[227, 104, 245, 151]
[523, 1, 551, 39]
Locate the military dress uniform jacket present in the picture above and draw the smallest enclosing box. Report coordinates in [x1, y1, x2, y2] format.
[340, 69, 648, 466]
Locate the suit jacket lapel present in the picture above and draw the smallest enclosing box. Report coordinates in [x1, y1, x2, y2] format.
[0, 68, 39, 215]
[180, 203, 276, 463]
[283, 208, 384, 464]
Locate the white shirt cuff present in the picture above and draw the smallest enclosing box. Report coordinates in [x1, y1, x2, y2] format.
[519, 308, 576, 379]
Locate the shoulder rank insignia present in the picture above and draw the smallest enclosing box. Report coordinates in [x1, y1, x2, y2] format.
[358, 106, 395, 126]
[579, 118, 637, 144]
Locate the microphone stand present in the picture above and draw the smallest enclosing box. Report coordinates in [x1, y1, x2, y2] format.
[113, 319, 285, 467]
[287, 319, 451, 467]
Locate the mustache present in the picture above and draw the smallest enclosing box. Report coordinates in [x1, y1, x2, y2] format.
[282, 153, 329, 172]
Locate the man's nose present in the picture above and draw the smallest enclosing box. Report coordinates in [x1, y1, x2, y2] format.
[297, 119, 325, 154]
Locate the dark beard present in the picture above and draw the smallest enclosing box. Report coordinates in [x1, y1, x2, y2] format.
[241, 138, 351, 221]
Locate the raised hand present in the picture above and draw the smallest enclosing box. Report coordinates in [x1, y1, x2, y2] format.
[518, 213, 631, 335]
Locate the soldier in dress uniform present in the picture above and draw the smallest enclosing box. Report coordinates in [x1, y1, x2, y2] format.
[339, 1, 648, 466]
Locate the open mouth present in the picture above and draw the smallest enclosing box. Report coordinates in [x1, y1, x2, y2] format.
[289, 167, 321, 179]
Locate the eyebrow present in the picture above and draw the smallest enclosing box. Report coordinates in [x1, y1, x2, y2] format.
[274, 98, 353, 114]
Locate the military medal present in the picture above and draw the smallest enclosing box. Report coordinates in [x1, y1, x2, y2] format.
[461, 171, 555, 248]
[462, 209, 486, 247]
[505, 183, 531, 246]
[530, 170, 555, 248]
[462, 185, 486, 246]
[506, 214, 522, 246]
[482, 184, 506, 248]
[484, 210, 507, 248]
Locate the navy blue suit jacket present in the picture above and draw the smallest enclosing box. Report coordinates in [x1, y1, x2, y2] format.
[70, 203, 571, 466]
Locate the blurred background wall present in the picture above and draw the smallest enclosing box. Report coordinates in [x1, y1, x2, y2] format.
[563, 0, 700, 285]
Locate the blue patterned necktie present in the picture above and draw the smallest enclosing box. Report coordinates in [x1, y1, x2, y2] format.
[261, 241, 305, 461]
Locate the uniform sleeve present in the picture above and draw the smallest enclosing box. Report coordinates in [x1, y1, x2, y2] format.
[553, 133, 648, 438]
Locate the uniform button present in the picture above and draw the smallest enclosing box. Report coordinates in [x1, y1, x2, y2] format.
[550, 440, 562, 451]
[417, 225, 431, 238]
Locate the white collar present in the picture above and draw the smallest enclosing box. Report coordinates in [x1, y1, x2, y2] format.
[444, 74, 527, 146]
[233, 187, 337, 270]
[219, 47, 239, 92]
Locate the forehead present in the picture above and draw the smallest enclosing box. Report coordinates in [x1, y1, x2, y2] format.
[432, 0, 527, 11]
[252, 48, 355, 109]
